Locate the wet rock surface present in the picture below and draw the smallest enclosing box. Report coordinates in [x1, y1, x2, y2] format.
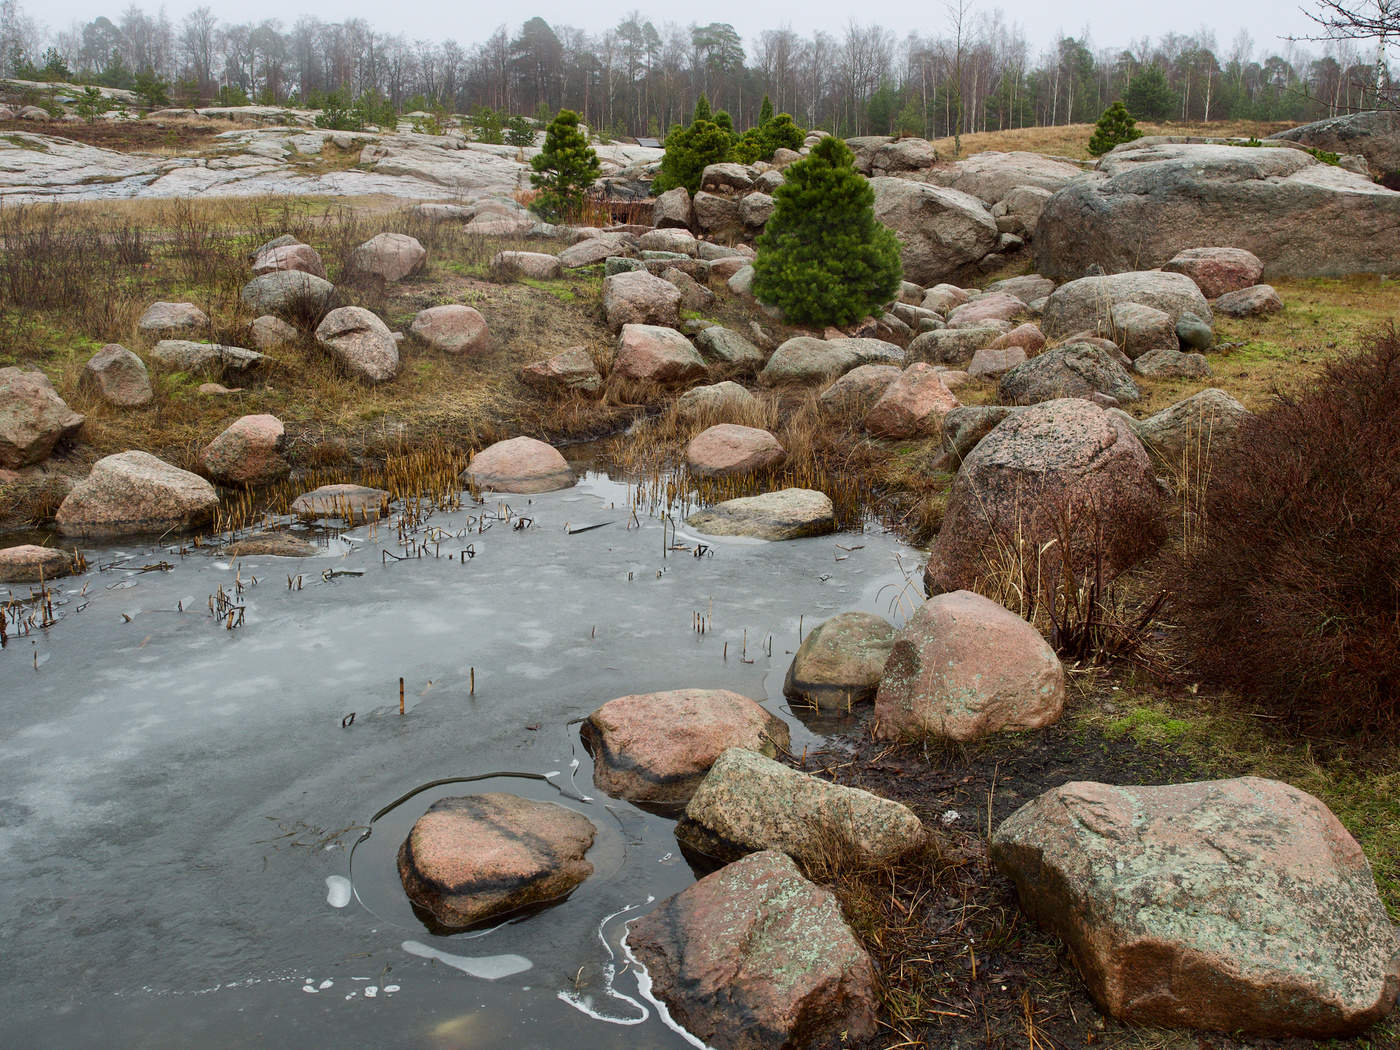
[992, 777, 1400, 1036]
[464, 437, 574, 494]
[0, 544, 81, 583]
[397, 793, 596, 928]
[627, 849, 879, 1050]
[581, 689, 789, 806]
[289, 483, 390, 521]
[783, 611, 896, 711]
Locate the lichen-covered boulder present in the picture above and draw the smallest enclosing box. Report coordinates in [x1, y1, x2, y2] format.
[347, 232, 426, 282]
[197, 414, 289, 487]
[464, 436, 574, 494]
[783, 611, 896, 711]
[314, 307, 401, 383]
[0, 368, 83, 468]
[397, 793, 595, 928]
[998, 342, 1141, 405]
[686, 424, 786, 478]
[56, 451, 217, 538]
[992, 777, 1400, 1036]
[687, 488, 835, 541]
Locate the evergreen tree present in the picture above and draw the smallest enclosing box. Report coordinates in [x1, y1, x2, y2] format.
[713, 109, 734, 134]
[652, 118, 731, 194]
[691, 94, 712, 124]
[752, 136, 902, 326]
[758, 94, 774, 125]
[529, 108, 601, 221]
[762, 113, 804, 154]
[1123, 66, 1177, 121]
[505, 115, 535, 147]
[1088, 101, 1142, 156]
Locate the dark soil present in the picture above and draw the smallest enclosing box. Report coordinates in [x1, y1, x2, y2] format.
[789, 675, 1394, 1050]
[0, 119, 221, 151]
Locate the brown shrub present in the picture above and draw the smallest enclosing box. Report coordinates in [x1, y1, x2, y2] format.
[1177, 325, 1400, 733]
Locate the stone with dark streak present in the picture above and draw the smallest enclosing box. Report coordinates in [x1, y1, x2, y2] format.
[397, 793, 596, 928]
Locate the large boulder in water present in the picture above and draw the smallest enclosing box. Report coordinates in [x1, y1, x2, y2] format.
[1270, 110, 1400, 178]
[397, 793, 596, 928]
[290, 484, 389, 521]
[1041, 270, 1212, 341]
[581, 688, 790, 807]
[0, 544, 81, 583]
[0, 367, 83, 468]
[1034, 142, 1400, 280]
[875, 590, 1064, 741]
[687, 488, 835, 541]
[56, 451, 217, 538]
[992, 777, 1400, 1036]
[627, 850, 880, 1050]
[464, 436, 574, 494]
[925, 399, 1163, 596]
[870, 177, 999, 286]
[783, 611, 896, 712]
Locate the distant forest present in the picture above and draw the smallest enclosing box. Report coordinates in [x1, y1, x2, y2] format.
[0, 0, 1393, 136]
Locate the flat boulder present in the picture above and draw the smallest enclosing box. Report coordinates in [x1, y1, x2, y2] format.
[1035, 142, 1400, 280]
[290, 483, 389, 521]
[676, 748, 926, 868]
[581, 689, 790, 806]
[627, 850, 879, 1050]
[759, 336, 902, 386]
[409, 304, 491, 354]
[1215, 284, 1284, 318]
[0, 368, 84, 468]
[848, 135, 937, 175]
[876, 591, 1064, 741]
[1130, 388, 1252, 468]
[1161, 246, 1264, 298]
[1042, 271, 1212, 341]
[819, 364, 902, 414]
[559, 235, 633, 268]
[930, 150, 1085, 204]
[992, 777, 1400, 1036]
[998, 342, 1141, 405]
[864, 362, 959, 439]
[1270, 109, 1400, 178]
[251, 242, 326, 280]
[783, 611, 896, 711]
[398, 793, 595, 928]
[871, 177, 999, 286]
[520, 347, 602, 396]
[1133, 346, 1212, 379]
[926, 399, 1162, 595]
[347, 232, 426, 282]
[150, 340, 265, 376]
[224, 532, 318, 558]
[637, 228, 699, 255]
[464, 436, 574, 494]
[947, 292, 1026, 327]
[136, 301, 209, 339]
[676, 381, 758, 420]
[686, 424, 786, 477]
[0, 544, 81, 583]
[613, 324, 707, 384]
[694, 326, 765, 369]
[240, 271, 335, 323]
[489, 251, 562, 281]
[197, 414, 289, 487]
[687, 488, 835, 541]
[604, 270, 682, 331]
[315, 307, 401, 383]
[56, 451, 217, 538]
[967, 345, 1027, 378]
[984, 274, 1056, 304]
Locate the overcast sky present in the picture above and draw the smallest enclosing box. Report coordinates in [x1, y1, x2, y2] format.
[33, 0, 1325, 57]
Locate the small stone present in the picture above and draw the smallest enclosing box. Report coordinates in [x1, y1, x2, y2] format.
[1214, 284, 1284, 318]
[967, 345, 1027, 378]
[1176, 311, 1215, 351]
[223, 532, 318, 558]
[1133, 346, 1213, 379]
[251, 242, 326, 279]
[676, 381, 757, 421]
[693, 326, 766, 369]
[489, 251, 562, 281]
[249, 315, 298, 350]
[1162, 246, 1264, 299]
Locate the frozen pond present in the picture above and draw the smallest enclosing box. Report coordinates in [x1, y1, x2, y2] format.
[0, 470, 923, 1048]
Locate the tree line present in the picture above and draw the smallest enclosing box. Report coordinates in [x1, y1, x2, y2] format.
[0, 1, 1393, 136]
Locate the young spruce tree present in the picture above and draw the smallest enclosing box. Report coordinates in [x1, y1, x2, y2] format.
[1088, 101, 1143, 156]
[752, 136, 902, 326]
[529, 109, 602, 221]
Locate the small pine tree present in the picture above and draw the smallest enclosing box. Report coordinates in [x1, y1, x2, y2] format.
[505, 115, 535, 147]
[652, 119, 732, 195]
[1088, 101, 1143, 156]
[713, 110, 734, 134]
[758, 94, 774, 126]
[529, 109, 602, 222]
[692, 94, 712, 124]
[1123, 66, 1176, 122]
[761, 113, 804, 156]
[752, 136, 902, 326]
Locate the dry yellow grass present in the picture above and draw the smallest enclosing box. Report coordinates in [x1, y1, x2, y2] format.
[932, 119, 1297, 162]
